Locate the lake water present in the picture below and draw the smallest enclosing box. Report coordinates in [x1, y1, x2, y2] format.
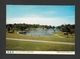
[25, 28, 62, 36]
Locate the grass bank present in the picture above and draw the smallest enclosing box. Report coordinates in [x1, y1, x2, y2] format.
[6, 31, 75, 51]
[6, 31, 75, 43]
[6, 40, 75, 51]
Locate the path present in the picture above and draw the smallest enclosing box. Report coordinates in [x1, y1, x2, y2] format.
[54, 34, 65, 38]
[6, 38, 75, 45]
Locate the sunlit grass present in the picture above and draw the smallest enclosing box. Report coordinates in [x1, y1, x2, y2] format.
[6, 40, 75, 51]
[6, 30, 75, 51]
[52, 32, 75, 38]
[6, 31, 75, 43]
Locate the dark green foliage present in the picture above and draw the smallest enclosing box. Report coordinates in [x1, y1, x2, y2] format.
[6, 23, 55, 31]
[56, 24, 75, 38]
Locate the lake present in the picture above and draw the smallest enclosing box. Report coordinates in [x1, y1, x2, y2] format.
[25, 28, 62, 36]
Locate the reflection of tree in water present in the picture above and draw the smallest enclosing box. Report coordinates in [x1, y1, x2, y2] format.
[26, 28, 58, 36]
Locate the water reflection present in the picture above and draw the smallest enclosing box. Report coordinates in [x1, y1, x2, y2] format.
[26, 28, 62, 36]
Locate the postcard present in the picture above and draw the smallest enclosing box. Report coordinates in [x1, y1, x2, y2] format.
[6, 5, 75, 55]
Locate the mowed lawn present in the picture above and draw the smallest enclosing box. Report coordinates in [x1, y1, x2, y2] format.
[6, 31, 75, 51]
[6, 31, 75, 43]
[6, 40, 75, 51]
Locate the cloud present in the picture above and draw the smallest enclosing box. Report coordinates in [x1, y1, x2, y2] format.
[44, 11, 56, 14]
[6, 15, 74, 26]
[25, 14, 42, 18]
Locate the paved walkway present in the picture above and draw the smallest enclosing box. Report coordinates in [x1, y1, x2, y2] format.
[6, 38, 75, 45]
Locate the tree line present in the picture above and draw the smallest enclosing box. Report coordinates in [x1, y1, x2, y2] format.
[57, 24, 75, 32]
[56, 24, 75, 37]
[6, 23, 75, 38]
[6, 23, 55, 32]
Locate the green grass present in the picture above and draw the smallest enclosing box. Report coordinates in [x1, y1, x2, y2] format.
[6, 31, 75, 43]
[6, 31, 75, 51]
[6, 40, 75, 51]
[52, 32, 75, 38]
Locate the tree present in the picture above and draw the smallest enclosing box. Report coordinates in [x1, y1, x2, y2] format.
[7, 26, 10, 33]
[66, 27, 70, 38]
[52, 26, 55, 29]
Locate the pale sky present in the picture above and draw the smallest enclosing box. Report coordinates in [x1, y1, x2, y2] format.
[6, 5, 75, 26]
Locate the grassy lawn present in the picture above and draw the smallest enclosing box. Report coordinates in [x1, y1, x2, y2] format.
[6, 40, 75, 51]
[6, 30, 75, 51]
[6, 31, 75, 43]
[52, 32, 75, 38]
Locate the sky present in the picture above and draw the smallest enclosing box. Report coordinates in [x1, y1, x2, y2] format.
[6, 5, 75, 26]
